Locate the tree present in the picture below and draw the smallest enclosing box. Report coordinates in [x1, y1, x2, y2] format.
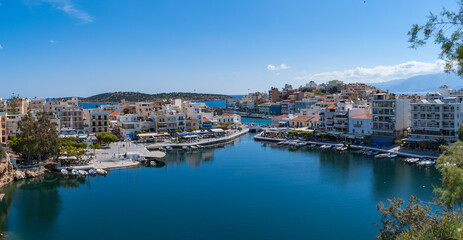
[8, 113, 60, 164]
[458, 125, 463, 141]
[7, 95, 20, 115]
[409, 2, 463, 76]
[96, 132, 118, 145]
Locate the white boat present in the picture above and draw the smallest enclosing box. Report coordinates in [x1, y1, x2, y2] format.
[405, 158, 420, 164]
[60, 169, 69, 176]
[78, 170, 88, 176]
[150, 161, 156, 166]
[277, 141, 286, 145]
[96, 169, 107, 175]
[165, 146, 173, 151]
[71, 169, 79, 176]
[190, 146, 198, 149]
[182, 146, 189, 150]
[375, 153, 390, 159]
[388, 154, 398, 158]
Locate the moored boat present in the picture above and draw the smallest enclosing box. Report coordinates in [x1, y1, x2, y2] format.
[60, 169, 69, 176]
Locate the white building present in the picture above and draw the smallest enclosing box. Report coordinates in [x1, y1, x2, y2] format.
[371, 93, 411, 146]
[409, 98, 463, 142]
[348, 113, 373, 137]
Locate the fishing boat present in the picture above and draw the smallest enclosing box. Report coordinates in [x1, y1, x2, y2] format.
[182, 146, 189, 150]
[277, 141, 286, 145]
[150, 161, 156, 166]
[71, 169, 79, 176]
[388, 154, 398, 158]
[88, 169, 97, 175]
[60, 169, 69, 176]
[190, 145, 198, 149]
[78, 170, 88, 176]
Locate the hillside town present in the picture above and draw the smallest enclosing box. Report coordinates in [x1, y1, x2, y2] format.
[227, 81, 463, 148]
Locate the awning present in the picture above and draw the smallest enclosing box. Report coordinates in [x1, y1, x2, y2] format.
[209, 129, 224, 133]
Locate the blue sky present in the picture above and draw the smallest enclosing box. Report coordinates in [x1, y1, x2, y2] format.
[0, 0, 458, 98]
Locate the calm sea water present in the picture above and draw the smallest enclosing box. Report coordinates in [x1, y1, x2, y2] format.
[0, 134, 440, 240]
[241, 117, 271, 125]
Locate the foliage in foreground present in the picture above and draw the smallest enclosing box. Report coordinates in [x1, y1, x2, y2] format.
[375, 141, 463, 239]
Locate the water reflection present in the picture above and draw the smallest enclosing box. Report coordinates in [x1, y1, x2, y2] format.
[0, 174, 87, 238]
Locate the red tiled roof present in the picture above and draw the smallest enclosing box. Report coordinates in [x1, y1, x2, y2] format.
[221, 113, 235, 117]
[291, 116, 312, 122]
[310, 115, 320, 121]
[274, 114, 289, 119]
[351, 113, 372, 119]
[109, 111, 120, 116]
[202, 117, 211, 123]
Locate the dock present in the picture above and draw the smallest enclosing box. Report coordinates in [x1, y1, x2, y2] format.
[254, 132, 438, 160]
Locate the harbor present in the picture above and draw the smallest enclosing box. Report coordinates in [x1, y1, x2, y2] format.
[254, 131, 439, 162]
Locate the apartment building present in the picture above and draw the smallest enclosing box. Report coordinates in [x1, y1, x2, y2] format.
[136, 102, 154, 119]
[6, 114, 24, 136]
[409, 98, 463, 142]
[281, 100, 295, 114]
[60, 108, 84, 131]
[268, 87, 280, 103]
[371, 93, 411, 146]
[28, 98, 46, 113]
[89, 112, 110, 134]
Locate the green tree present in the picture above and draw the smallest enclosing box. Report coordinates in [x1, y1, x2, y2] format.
[8, 113, 60, 164]
[458, 125, 463, 141]
[7, 95, 20, 115]
[96, 132, 118, 145]
[409, 2, 463, 75]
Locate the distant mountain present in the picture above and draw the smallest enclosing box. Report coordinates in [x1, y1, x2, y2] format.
[80, 92, 232, 102]
[371, 73, 463, 94]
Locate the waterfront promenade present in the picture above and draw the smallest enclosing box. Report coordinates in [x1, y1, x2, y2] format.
[254, 132, 439, 159]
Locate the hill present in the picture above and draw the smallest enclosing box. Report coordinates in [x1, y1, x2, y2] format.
[371, 73, 463, 93]
[81, 92, 232, 102]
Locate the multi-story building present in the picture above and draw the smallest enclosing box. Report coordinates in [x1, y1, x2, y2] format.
[257, 103, 271, 115]
[89, 112, 110, 134]
[6, 114, 24, 137]
[371, 93, 411, 146]
[348, 113, 373, 137]
[281, 100, 295, 114]
[268, 87, 280, 103]
[28, 98, 46, 113]
[409, 98, 463, 142]
[216, 113, 241, 125]
[136, 102, 154, 119]
[0, 112, 7, 144]
[7, 97, 28, 114]
[60, 107, 84, 132]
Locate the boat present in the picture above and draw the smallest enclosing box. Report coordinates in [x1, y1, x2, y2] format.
[96, 169, 107, 175]
[388, 154, 398, 158]
[150, 161, 157, 166]
[182, 146, 189, 150]
[165, 146, 173, 151]
[320, 145, 332, 149]
[365, 151, 378, 156]
[71, 169, 79, 176]
[375, 153, 390, 159]
[190, 145, 198, 149]
[88, 169, 97, 175]
[78, 170, 88, 176]
[405, 158, 420, 164]
[60, 169, 69, 176]
[277, 141, 286, 145]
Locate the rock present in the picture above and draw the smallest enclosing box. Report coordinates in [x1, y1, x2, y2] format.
[0, 157, 15, 187]
[14, 170, 26, 180]
[25, 170, 37, 178]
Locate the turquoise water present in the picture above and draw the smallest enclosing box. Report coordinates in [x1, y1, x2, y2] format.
[0, 134, 440, 240]
[241, 117, 271, 126]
